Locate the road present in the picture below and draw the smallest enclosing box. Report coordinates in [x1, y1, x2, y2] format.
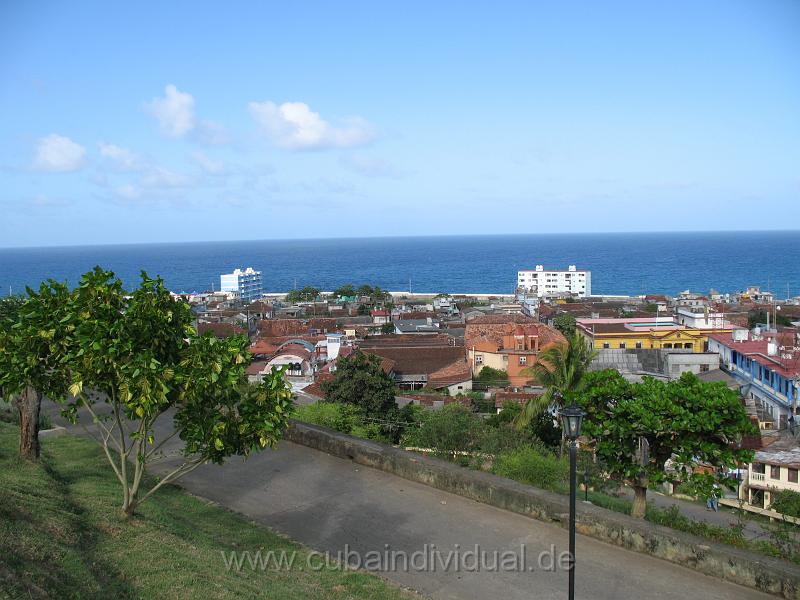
[44, 403, 769, 599]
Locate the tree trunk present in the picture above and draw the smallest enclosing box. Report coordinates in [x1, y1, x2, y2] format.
[15, 385, 42, 461]
[631, 482, 648, 519]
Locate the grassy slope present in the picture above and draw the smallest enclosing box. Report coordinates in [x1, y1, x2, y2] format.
[0, 423, 416, 600]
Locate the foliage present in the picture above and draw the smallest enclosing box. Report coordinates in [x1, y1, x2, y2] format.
[642, 303, 659, 314]
[0, 423, 414, 600]
[402, 403, 484, 458]
[647, 505, 747, 547]
[62, 268, 293, 516]
[748, 309, 793, 328]
[285, 286, 320, 303]
[322, 350, 398, 419]
[515, 331, 597, 428]
[771, 489, 800, 519]
[492, 445, 570, 493]
[380, 322, 396, 334]
[487, 401, 560, 449]
[474, 366, 509, 387]
[332, 283, 356, 298]
[576, 369, 757, 517]
[552, 313, 577, 337]
[293, 402, 363, 434]
[0, 281, 73, 459]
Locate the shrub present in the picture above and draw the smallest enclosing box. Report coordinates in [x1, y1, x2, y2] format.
[293, 402, 361, 434]
[402, 404, 485, 458]
[770, 489, 800, 518]
[492, 446, 570, 493]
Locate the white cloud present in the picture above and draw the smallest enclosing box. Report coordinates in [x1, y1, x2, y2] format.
[33, 134, 86, 172]
[248, 101, 375, 150]
[98, 142, 141, 170]
[145, 84, 195, 138]
[114, 184, 140, 200]
[141, 166, 192, 188]
[340, 153, 400, 178]
[193, 119, 231, 145]
[190, 151, 225, 175]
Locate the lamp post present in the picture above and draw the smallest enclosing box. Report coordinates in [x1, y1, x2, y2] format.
[560, 402, 586, 600]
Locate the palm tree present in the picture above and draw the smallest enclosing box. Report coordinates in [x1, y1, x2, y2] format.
[514, 331, 598, 429]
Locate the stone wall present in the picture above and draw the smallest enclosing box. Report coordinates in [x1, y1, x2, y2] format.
[285, 419, 800, 598]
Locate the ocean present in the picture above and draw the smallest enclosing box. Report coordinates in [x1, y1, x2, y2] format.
[1, 231, 799, 298]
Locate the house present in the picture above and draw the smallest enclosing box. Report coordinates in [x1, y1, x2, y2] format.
[465, 314, 566, 387]
[708, 330, 800, 429]
[576, 317, 734, 353]
[371, 309, 390, 325]
[366, 344, 472, 394]
[394, 318, 441, 334]
[197, 322, 247, 339]
[743, 435, 800, 510]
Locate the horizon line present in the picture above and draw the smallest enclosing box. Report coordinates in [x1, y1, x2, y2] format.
[1, 228, 799, 252]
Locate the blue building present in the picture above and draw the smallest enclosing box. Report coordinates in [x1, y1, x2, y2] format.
[708, 330, 800, 430]
[220, 267, 263, 302]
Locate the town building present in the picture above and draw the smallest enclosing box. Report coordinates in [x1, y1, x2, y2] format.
[708, 330, 800, 429]
[465, 314, 566, 387]
[516, 265, 591, 298]
[743, 436, 800, 510]
[576, 317, 735, 353]
[220, 267, 263, 302]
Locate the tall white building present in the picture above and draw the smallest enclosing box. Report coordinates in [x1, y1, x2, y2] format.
[220, 267, 263, 301]
[516, 265, 591, 298]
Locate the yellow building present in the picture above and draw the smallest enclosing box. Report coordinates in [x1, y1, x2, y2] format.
[576, 317, 734, 352]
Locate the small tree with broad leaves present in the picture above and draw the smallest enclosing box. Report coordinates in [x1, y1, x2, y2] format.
[64, 268, 293, 517]
[0, 285, 72, 461]
[576, 369, 756, 518]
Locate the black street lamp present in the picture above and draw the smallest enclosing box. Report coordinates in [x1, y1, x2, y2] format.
[560, 403, 586, 600]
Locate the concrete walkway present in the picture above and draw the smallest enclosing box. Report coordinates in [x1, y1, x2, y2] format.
[160, 447, 773, 599]
[43, 403, 771, 599]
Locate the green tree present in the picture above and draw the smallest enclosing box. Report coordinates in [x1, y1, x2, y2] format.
[0, 285, 73, 460]
[552, 313, 577, 337]
[63, 268, 293, 517]
[474, 366, 509, 387]
[515, 331, 597, 428]
[577, 370, 756, 518]
[403, 403, 484, 459]
[357, 284, 374, 299]
[380, 322, 396, 334]
[332, 284, 356, 298]
[285, 286, 320, 303]
[322, 350, 397, 418]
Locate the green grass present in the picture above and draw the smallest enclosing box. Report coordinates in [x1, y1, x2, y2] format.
[0, 423, 416, 600]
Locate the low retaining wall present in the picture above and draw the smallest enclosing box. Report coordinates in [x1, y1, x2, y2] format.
[285, 420, 800, 598]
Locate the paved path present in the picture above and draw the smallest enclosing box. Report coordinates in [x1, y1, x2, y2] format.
[43, 403, 770, 599]
[156, 443, 768, 599]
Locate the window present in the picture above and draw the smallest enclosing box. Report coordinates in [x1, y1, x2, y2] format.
[753, 463, 765, 474]
[700, 364, 710, 373]
[789, 469, 798, 483]
[519, 356, 527, 365]
[619, 342, 626, 349]
[635, 341, 643, 349]
[475, 354, 483, 365]
[771, 465, 781, 480]
[602, 342, 610, 349]
[684, 343, 693, 349]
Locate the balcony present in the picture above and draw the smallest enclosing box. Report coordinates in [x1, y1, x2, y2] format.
[750, 472, 765, 483]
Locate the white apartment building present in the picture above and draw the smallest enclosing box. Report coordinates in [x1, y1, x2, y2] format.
[220, 267, 263, 302]
[516, 265, 591, 298]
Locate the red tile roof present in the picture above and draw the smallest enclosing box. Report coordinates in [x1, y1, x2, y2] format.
[197, 322, 246, 338]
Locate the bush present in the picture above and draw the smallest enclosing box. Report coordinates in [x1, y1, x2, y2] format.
[292, 402, 362, 434]
[492, 446, 570, 493]
[402, 404, 484, 458]
[474, 366, 509, 387]
[770, 489, 800, 518]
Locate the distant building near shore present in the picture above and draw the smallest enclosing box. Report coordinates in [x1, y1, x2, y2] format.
[516, 264, 591, 298]
[220, 267, 263, 301]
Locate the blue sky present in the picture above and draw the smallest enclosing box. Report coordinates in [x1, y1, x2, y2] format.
[1, 1, 799, 247]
